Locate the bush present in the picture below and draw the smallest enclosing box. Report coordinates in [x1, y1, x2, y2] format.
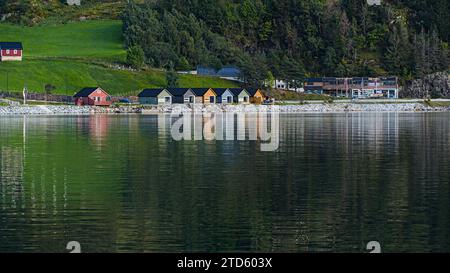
[45, 83, 56, 94]
[126, 45, 145, 69]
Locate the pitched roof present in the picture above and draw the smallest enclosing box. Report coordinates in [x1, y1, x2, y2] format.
[229, 88, 248, 96]
[304, 86, 323, 91]
[0, 42, 23, 50]
[213, 88, 230, 96]
[305, 78, 323, 83]
[196, 66, 217, 76]
[138, 88, 166, 97]
[190, 88, 212, 96]
[246, 88, 263, 96]
[167, 88, 190, 97]
[216, 66, 241, 77]
[74, 87, 101, 97]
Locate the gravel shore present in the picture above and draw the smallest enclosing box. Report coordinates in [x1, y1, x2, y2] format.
[143, 103, 450, 113]
[0, 103, 449, 115]
[0, 105, 141, 115]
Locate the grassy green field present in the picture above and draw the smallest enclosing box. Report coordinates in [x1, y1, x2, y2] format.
[0, 60, 238, 96]
[0, 20, 238, 95]
[0, 20, 126, 61]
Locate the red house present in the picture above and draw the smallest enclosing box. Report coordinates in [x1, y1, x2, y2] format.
[0, 42, 23, 61]
[74, 87, 112, 106]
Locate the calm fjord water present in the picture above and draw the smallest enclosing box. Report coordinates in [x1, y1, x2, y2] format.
[0, 113, 449, 253]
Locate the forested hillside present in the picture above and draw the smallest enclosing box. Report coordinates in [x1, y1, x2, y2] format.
[0, 0, 129, 24]
[121, 0, 449, 86]
[1, 0, 449, 88]
[0, 1, 237, 95]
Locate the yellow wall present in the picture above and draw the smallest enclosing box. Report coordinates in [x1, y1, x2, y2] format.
[203, 89, 217, 104]
[251, 90, 264, 104]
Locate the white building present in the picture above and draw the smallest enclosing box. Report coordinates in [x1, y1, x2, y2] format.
[367, 0, 381, 6]
[67, 0, 81, 6]
[273, 80, 304, 92]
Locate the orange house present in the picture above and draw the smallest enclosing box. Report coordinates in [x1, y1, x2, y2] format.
[191, 88, 217, 104]
[247, 88, 265, 104]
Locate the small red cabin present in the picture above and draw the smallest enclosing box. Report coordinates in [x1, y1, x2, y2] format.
[74, 87, 112, 106]
[0, 42, 23, 61]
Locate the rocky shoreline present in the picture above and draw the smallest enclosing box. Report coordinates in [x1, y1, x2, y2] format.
[1, 103, 450, 115]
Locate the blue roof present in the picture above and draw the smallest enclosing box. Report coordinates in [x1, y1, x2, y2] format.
[216, 66, 241, 77]
[74, 87, 100, 97]
[229, 88, 247, 96]
[197, 66, 217, 76]
[0, 42, 23, 50]
[197, 65, 241, 77]
[167, 88, 190, 97]
[305, 78, 323, 83]
[190, 88, 212, 96]
[246, 88, 263, 96]
[138, 88, 166, 97]
[213, 88, 230, 96]
[304, 86, 323, 91]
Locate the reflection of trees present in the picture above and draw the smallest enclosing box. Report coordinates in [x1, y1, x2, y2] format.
[0, 113, 449, 252]
[1, 146, 24, 209]
[270, 113, 449, 252]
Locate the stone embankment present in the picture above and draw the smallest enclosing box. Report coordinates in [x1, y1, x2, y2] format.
[0, 103, 449, 115]
[0, 105, 141, 115]
[142, 103, 450, 113]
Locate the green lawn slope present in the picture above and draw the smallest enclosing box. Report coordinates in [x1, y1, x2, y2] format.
[1, 20, 125, 61]
[0, 60, 238, 96]
[0, 20, 238, 96]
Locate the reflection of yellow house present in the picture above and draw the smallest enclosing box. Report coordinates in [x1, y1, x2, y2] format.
[248, 88, 265, 104]
[191, 88, 217, 104]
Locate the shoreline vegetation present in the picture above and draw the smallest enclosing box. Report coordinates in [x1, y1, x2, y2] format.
[2, 102, 450, 115]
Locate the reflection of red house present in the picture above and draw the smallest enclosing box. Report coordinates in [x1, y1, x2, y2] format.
[74, 87, 112, 106]
[90, 115, 109, 142]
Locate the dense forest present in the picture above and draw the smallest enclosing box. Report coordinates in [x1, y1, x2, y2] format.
[1, 0, 449, 87]
[121, 0, 449, 86]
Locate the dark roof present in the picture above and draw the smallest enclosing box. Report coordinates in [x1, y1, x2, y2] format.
[0, 42, 23, 50]
[167, 88, 190, 97]
[190, 88, 211, 96]
[380, 77, 398, 81]
[323, 77, 337, 81]
[352, 77, 370, 81]
[305, 78, 323, 83]
[246, 88, 263, 96]
[74, 87, 101, 97]
[216, 66, 241, 77]
[229, 88, 247, 96]
[304, 86, 323, 91]
[138, 88, 166, 97]
[213, 88, 230, 96]
[197, 65, 241, 78]
[197, 66, 217, 76]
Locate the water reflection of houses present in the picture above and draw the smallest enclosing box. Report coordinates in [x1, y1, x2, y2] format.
[165, 112, 275, 143]
[89, 115, 110, 142]
[75, 115, 110, 146]
[280, 113, 399, 154]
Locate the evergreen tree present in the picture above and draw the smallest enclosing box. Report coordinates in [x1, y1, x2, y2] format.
[166, 70, 179, 88]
